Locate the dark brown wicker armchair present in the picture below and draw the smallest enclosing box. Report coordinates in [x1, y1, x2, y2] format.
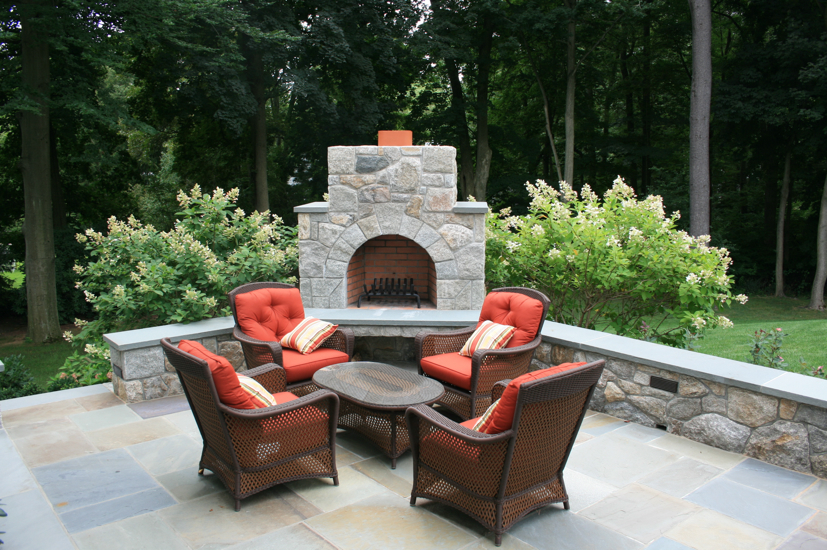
[160, 337, 340, 511]
[406, 360, 605, 545]
[229, 282, 354, 395]
[416, 287, 550, 419]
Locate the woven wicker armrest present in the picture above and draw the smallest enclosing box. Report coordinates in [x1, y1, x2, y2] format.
[218, 389, 340, 420]
[243, 363, 287, 394]
[405, 404, 513, 445]
[415, 327, 476, 361]
[233, 326, 284, 368]
[319, 327, 355, 358]
[491, 380, 510, 402]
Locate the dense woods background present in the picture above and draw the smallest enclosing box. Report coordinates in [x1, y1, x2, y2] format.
[1, 0, 826, 341]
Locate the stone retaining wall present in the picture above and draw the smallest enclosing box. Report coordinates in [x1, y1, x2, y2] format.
[531, 342, 827, 478]
[110, 333, 245, 403]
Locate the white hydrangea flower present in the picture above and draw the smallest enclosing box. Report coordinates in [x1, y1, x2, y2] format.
[531, 224, 545, 236]
[717, 316, 734, 329]
[686, 273, 700, 284]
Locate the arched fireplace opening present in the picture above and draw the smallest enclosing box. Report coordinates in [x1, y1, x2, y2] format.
[346, 235, 437, 308]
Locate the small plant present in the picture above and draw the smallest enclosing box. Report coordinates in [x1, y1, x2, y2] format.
[748, 328, 826, 378]
[0, 355, 41, 400]
[748, 328, 788, 369]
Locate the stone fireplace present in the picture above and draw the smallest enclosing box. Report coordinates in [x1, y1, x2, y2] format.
[294, 145, 487, 309]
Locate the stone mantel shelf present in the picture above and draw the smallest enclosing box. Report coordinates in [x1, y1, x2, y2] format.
[293, 201, 488, 214]
[103, 312, 827, 410]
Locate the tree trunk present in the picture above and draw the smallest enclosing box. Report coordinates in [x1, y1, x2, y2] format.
[248, 49, 268, 213]
[641, 3, 652, 195]
[49, 121, 65, 228]
[775, 150, 791, 297]
[20, 0, 61, 343]
[808, 172, 827, 309]
[620, 42, 637, 190]
[688, 0, 712, 237]
[564, 0, 577, 186]
[446, 59, 475, 200]
[473, 18, 495, 201]
[520, 36, 563, 184]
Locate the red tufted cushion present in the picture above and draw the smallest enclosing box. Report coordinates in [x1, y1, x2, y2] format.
[235, 287, 305, 341]
[477, 292, 544, 348]
[178, 340, 256, 409]
[476, 362, 587, 434]
[420, 352, 473, 390]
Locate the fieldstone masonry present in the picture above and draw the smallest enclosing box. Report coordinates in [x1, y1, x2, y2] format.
[295, 145, 487, 310]
[530, 342, 827, 478]
[110, 334, 245, 403]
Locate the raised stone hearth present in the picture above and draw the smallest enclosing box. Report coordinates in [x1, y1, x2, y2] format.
[294, 145, 487, 310]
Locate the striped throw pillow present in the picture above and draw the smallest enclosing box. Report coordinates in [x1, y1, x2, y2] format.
[236, 374, 278, 408]
[472, 399, 501, 431]
[459, 320, 517, 357]
[280, 317, 338, 354]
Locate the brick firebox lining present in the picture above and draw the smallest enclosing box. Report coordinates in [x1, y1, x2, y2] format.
[346, 235, 436, 307]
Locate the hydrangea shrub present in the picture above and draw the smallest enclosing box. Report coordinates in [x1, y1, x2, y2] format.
[61, 186, 298, 383]
[486, 178, 746, 347]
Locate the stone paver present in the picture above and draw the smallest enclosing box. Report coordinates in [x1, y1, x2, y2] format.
[1, 385, 826, 550]
[687, 478, 815, 536]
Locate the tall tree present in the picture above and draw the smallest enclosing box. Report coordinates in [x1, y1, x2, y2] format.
[688, 0, 712, 237]
[19, 0, 60, 343]
[775, 149, 792, 296]
[810, 173, 827, 310]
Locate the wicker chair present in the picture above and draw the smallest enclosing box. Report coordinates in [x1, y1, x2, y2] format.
[229, 282, 354, 396]
[406, 360, 605, 545]
[415, 287, 550, 419]
[160, 337, 340, 511]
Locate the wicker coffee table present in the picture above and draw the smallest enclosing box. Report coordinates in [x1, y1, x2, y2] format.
[313, 361, 444, 468]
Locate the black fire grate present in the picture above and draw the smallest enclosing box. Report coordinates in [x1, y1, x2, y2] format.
[358, 277, 421, 308]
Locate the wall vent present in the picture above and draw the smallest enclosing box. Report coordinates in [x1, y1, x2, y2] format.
[650, 375, 678, 393]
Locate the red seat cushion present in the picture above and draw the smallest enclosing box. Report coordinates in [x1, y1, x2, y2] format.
[460, 418, 478, 429]
[272, 391, 299, 404]
[282, 348, 349, 383]
[420, 353, 473, 390]
[235, 287, 305, 341]
[478, 292, 544, 348]
[178, 340, 256, 409]
[477, 362, 587, 434]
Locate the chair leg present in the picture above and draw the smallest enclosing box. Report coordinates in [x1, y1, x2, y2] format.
[198, 468, 204, 476]
[333, 476, 339, 486]
[494, 533, 502, 546]
[563, 499, 570, 510]
[234, 499, 241, 512]
[410, 495, 417, 506]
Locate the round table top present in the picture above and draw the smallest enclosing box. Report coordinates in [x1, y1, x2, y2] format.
[312, 362, 444, 410]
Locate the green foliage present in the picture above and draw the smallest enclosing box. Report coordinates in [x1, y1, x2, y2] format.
[65, 186, 298, 380]
[748, 327, 826, 379]
[0, 355, 42, 400]
[749, 328, 787, 369]
[486, 178, 746, 347]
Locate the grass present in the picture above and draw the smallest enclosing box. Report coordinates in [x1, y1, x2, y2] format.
[0, 330, 74, 389]
[692, 296, 827, 373]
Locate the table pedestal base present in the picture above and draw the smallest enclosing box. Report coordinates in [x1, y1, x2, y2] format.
[339, 400, 410, 468]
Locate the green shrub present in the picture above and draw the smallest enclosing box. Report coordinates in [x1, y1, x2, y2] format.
[0, 355, 42, 400]
[485, 178, 747, 347]
[63, 185, 298, 382]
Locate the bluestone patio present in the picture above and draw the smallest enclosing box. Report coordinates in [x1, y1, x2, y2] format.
[1, 365, 826, 550]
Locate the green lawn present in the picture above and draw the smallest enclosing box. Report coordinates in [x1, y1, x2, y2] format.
[0, 336, 73, 388]
[692, 296, 827, 372]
